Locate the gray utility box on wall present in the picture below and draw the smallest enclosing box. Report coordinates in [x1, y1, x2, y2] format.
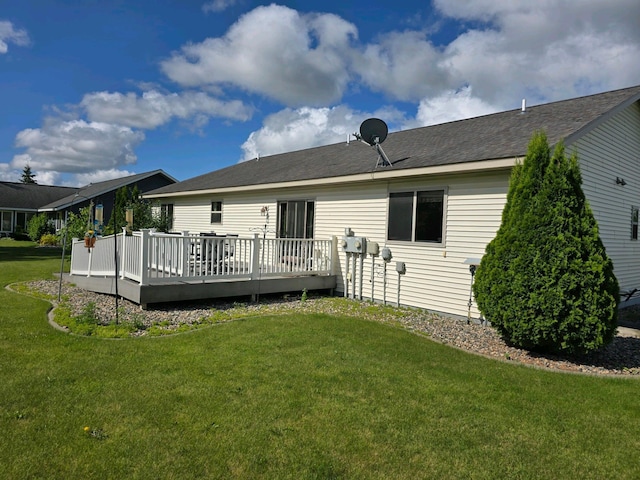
[341, 236, 367, 254]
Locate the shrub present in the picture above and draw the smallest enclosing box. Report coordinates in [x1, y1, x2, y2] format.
[11, 226, 30, 241]
[27, 213, 54, 243]
[39, 234, 59, 246]
[59, 206, 91, 249]
[473, 132, 619, 355]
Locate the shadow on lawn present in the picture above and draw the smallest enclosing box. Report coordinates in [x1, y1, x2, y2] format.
[1, 244, 62, 263]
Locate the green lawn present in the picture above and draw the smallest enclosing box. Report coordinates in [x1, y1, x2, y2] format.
[1, 238, 640, 479]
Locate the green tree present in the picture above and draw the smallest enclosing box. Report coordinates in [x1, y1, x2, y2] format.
[27, 213, 53, 242]
[58, 206, 91, 249]
[20, 165, 37, 184]
[473, 132, 618, 355]
[106, 185, 170, 234]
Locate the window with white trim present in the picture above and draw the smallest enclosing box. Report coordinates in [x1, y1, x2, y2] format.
[277, 200, 314, 238]
[211, 201, 223, 224]
[160, 204, 174, 231]
[388, 189, 445, 243]
[1, 211, 11, 232]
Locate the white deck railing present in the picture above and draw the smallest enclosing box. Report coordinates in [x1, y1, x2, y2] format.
[70, 230, 336, 285]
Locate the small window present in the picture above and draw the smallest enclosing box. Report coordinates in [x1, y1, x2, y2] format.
[160, 204, 174, 231]
[632, 206, 638, 240]
[211, 201, 223, 224]
[1, 211, 12, 232]
[388, 189, 445, 243]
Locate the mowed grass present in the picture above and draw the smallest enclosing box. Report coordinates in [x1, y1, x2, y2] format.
[1, 239, 640, 479]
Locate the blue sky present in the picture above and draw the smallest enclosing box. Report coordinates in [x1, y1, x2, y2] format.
[1, 0, 639, 186]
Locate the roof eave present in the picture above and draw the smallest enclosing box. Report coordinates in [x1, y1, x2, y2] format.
[564, 92, 640, 147]
[143, 157, 518, 198]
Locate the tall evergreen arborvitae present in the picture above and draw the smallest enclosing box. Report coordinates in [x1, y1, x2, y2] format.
[473, 132, 618, 355]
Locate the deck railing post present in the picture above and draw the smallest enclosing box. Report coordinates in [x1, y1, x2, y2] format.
[120, 228, 126, 279]
[87, 246, 93, 277]
[120, 227, 128, 279]
[140, 229, 150, 286]
[330, 235, 338, 276]
[181, 231, 190, 277]
[251, 233, 260, 280]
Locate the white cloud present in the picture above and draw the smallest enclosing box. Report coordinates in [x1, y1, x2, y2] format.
[0, 20, 29, 54]
[240, 104, 403, 161]
[410, 86, 500, 128]
[5, 87, 254, 185]
[81, 90, 253, 129]
[163, 1, 640, 111]
[353, 30, 450, 101]
[10, 118, 145, 174]
[73, 169, 138, 186]
[31, 170, 60, 186]
[202, 0, 237, 13]
[0, 163, 19, 182]
[162, 5, 358, 106]
[434, 0, 640, 104]
[7, 1, 640, 185]
[241, 106, 351, 160]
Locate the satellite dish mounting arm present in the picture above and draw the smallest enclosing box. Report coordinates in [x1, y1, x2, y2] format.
[375, 142, 391, 167]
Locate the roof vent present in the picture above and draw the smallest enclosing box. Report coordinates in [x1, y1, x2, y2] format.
[521, 99, 526, 113]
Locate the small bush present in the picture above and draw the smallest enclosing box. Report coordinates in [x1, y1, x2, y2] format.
[76, 302, 99, 326]
[27, 213, 54, 243]
[11, 226, 30, 241]
[39, 234, 59, 246]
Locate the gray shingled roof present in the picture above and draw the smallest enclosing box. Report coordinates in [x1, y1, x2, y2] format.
[0, 182, 76, 210]
[146, 84, 640, 196]
[40, 170, 176, 210]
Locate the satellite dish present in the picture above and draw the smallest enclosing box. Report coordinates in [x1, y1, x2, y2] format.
[353, 118, 392, 168]
[359, 118, 388, 146]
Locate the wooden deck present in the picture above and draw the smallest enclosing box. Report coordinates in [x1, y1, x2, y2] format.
[68, 230, 337, 308]
[64, 272, 336, 308]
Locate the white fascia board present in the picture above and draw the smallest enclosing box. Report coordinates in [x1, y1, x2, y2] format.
[143, 157, 518, 199]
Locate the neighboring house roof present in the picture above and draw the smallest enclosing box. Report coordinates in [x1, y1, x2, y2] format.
[39, 170, 177, 211]
[145, 84, 640, 197]
[0, 182, 76, 210]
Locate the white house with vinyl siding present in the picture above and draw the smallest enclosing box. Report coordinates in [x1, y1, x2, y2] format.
[144, 85, 640, 320]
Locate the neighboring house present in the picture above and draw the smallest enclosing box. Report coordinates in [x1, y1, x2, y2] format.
[0, 170, 177, 236]
[39, 170, 177, 230]
[0, 182, 75, 236]
[143, 85, 640, 319]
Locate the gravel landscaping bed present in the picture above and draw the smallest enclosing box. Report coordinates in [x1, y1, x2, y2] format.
[18, 280, 640, 376]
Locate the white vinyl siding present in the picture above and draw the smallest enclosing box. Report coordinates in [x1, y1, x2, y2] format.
[572, 100, 640, 292]
[315, 172, 508, 318]
[377, 173, 508, 318]
[162, 170, 509, 319]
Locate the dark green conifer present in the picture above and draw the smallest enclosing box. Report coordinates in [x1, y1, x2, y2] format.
[20, 165, 37, 184]
[473, 132, 618, 355]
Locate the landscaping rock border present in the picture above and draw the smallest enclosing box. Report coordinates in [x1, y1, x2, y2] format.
[21, 280, 640, 376]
